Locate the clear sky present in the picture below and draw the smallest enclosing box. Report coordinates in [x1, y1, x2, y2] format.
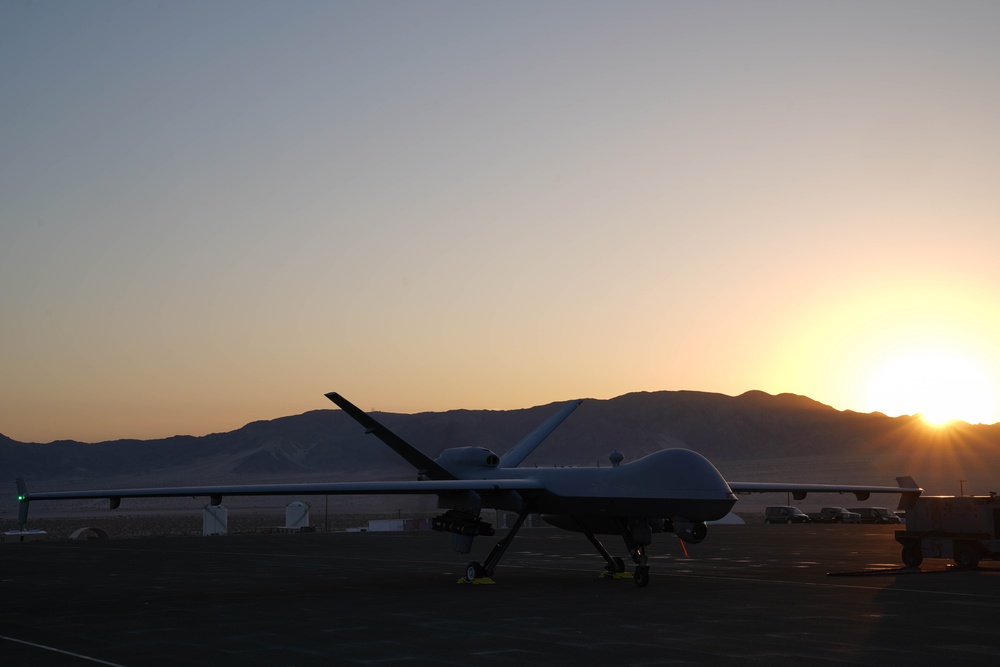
[3, 1, 999, 442]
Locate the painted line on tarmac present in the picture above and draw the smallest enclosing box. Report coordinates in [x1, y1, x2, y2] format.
[0, 635, 129, 667]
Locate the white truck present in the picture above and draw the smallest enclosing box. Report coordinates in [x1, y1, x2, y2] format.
[895, 493, 1000, 568]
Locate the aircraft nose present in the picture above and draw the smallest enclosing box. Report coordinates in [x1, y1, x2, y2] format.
[649, 449, 738, 499]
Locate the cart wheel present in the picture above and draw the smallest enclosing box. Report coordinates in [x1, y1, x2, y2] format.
[901, 543, 923, 568]
[954, 545, 980, 569]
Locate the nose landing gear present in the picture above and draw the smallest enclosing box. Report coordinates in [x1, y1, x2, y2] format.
[581, 518, 655, 587]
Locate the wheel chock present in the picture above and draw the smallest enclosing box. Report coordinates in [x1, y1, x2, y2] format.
[457, 576, 496, 585]
[599, 571, 633, 580]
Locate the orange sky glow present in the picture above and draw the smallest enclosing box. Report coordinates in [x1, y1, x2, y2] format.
[2, 1, 999, 442]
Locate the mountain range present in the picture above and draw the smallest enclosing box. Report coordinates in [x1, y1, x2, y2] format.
[4, 390, 1000, 512]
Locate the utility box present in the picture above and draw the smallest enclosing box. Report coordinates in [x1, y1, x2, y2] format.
[285, 502, 311, 529]
[895, 494, 1000, 568]
[203, 504, 228, 536]
[1, 530, 48, 543]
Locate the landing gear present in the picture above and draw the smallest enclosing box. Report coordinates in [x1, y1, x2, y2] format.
[465, 561, 484, 581]
[581, 522, 628, 578]
[616, 518, 652, 588]
[629, 546, 650, 587]
[580, 517, 667, 587]
[461, 509, 530, 583]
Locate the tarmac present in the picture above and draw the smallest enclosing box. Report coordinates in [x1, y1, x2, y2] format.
[2, 523, 999, 666]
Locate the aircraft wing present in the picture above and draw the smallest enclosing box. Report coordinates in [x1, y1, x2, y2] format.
[16, 477, 546, 525]
[18, 478, 545, 503]
[728, 476, 922, 509]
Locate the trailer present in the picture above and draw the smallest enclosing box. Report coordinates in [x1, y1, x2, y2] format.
[895, 493, 1000, 568]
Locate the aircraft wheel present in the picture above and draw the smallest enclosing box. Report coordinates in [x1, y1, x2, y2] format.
[465, 562, 484, 581]
[613, 556, 625, 573]
[633, 566, 649, 587]
[901, 544, 923, 568]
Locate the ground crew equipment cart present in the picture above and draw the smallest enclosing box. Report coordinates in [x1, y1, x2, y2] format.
[895, 493, 1000, 568]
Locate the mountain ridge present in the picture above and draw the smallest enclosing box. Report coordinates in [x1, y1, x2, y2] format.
[4, 390, 999, 499]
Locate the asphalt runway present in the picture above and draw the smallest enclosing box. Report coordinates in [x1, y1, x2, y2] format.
[2, 524, 999, 666]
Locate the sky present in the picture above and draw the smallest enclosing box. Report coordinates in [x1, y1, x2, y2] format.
[3, 0, 999, 443]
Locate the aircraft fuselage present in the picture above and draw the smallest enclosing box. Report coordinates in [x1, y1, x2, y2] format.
[434, 447, 738, 525]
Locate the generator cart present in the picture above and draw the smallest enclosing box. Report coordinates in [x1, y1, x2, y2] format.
[895, 493, 1000, 568]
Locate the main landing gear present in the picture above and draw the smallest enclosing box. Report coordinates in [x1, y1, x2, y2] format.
[462, 509, 530, 584]
[582, 526, 630, 580]
[460, 513, 657, 587]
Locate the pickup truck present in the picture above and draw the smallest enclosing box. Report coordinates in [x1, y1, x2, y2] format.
[807, 507, 862, 524]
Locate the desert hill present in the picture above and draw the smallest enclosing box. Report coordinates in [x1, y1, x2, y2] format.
[4, 390, 1000, 510]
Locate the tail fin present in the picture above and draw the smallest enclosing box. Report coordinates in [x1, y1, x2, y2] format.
[325, 392, 456, 480]
[895, 475, 922, 511]
[498, 400, 583, 468]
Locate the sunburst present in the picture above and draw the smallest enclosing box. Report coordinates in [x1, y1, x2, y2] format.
[864, 348, 997, 426]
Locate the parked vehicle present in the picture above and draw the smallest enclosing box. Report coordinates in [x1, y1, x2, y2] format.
[847, 507, 902, 524]
[764, 506, 810, 524]
[807, 507, 862, 524]
[896, 494, 1000, 568]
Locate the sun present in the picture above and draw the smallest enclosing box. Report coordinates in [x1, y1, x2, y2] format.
[864, 348, 998, 426]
